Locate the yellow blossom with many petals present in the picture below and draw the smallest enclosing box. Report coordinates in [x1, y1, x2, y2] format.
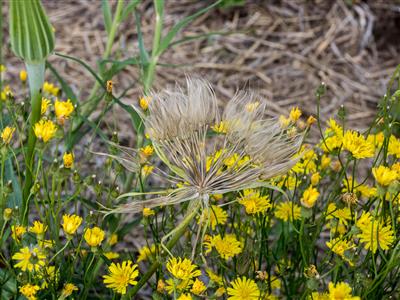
[34, 119, 57, 142]
[103, 260, 139, 294]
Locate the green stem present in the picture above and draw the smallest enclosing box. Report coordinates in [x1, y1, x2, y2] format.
[22, 61, 45, 225]
[126, 199, 201, 298]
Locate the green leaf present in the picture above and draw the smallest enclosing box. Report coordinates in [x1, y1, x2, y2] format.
[9, 0, 55, 63]
[120, 0, 140, 23]
[5, 158, 22, 209]
[156, 0, 221, 56]
[102, 0, 112, 35]
[134, 11, 150, 67]
[99, 57, 140, 81]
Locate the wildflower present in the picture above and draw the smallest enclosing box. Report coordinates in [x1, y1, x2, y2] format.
[205, 234, 242, 260]
[3, 208, 12, 221]
[289, 107, 302, 122]
[143, 207, 155, 217]
[106, 80, 113, 93]
[177, 294, 192, 300]
[357, 216, 394, 253]
[311, 172, 320, 186]
[328, 282, 360, 300]
[372, 165, 398, 186]
[20, 70, 27, 82]
[321, 155, 331, 169]
[137, 244, 156, 262]
[191, 278, 207, 295]
[60, 153, 74, 169]
[62, 214, 82, 237]
[212, 120, 228, 133]
[19, 283, 40, 300]
[11, 225, 26, 241]
[342, 130, 374, 159]
[1, 85, 13, 101]
[279, 115, 291, 128]
[60, 283, 78, 298]
[388, 135, 400, 158]
[157, 279, 165, 292]
[108, 233, 118, 246]
[84, 226, 105, 248]
[12, 246, 46, 271]
[43, 82, 60, 96]
[41, 98, 51, 114]
[326, 238, 354, 260]
[29, 221, 47, 238]
[104, 251, 120, 260]
[300, 186, 319, 208]
[206, 269, 224, 286]
[227, 276, 260, 300]
[139, 96, 151, 110]
[341, 192, 358, 205]
[199, 205, 227, 230]
[141, 165, 154, 177]
[274, 202, 301, 221]
[37, 266, 59, 288]
[112, 79, 301, 213]
[103, 260, 139, 294]
[307, 115, 316, 126]
[54, 99, 74, 124]
[165, 278, 192, 294]
[1, 126, 15, 144]
[304, 265, 319, 279]
[166, 257, 201, 280]
[33, 119, 57, 142]
[238, 189, 271, 215]
[139, 145, 154, 160]
[326, 203, 351, 226]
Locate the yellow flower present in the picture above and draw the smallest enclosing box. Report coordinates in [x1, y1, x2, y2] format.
[328, 282, 360, 300]
[62, 214, 82, 236]
[141, 165, 154, 177]
[199, 205, 227, 230]
[212, 121, 228, 134]
[43, 82, 60, 96]
[311, 172, 321, 186]
[33, 119, 57, 142]
[108, 233, 118, 246]
[326, 238, 354, 261]
[0, 64, 5, 72]
[63, 152, 74, 168]
[41, 98, 51, 115]
[326, 203, 351, 226]
[372, 165, 398, 186]
[29, 221, 47, 236]
[342, 130, 374, 159]
[238, 189, 271, 215]
[20, 70, 27, 82]
[191, 278, 207, 295]
[177, 294, 192, 300]
[165, 278, 192, 294]
[205, 234, 242, 260]
[1, 126, 15, 144]
[388, 135, 400, 158]
[227, 276, 260, 300]
[279, 115, 290, 128]
[37, 266, 59, 289]
[206, 269, 224, 286]
[137, 244, 156, 262]
[54, 99, 74, 124]
[11, 225, 26, 241]
[289, 107, 302, 122]
[12, 246, 46, 271]
[166, 257, 201, 280]
[1, 85, 13, 101]
[139, 96, 151, 110]
[143, 207, 155, 217]
[274, 202, 301, 222]
[103, 260, 139, 294]
[84, 226, 105, 247]
[106, 80, 113, 93]
[104, 251, 120, 260]
[157, 279, 165, 292]
[357, 217, 394, 253]
[19, 283, 40, 300]
[321, 155, 331, 170]
[60, 283, 78, 298]
[307, 116, 317, 126]
[300, 186, 319, 208]
[3, 207, 13, 221]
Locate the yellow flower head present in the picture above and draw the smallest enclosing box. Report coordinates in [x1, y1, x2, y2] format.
[372, 165, 398, 186]
[62, 214, 82, 236]
[238, 189, 271, 215]
[206, 269, 224, 286]
[11, 225, 26, 241]
[33, 119, 57, 143]
[140, 145, 154, 160]
[104, 251, 120, 260]
[61, 283, 78, 298]
[1, 85, 13, 101]
[212, 121, 228, 134]
[326, 238, 354, 260]
[328, 282, 360, 300]
[199, 205, 228, 230]
[141, 165, 154, 177]
[274, 202, 301, 222]
[29, 220, 47, 236]
[326, 203, 351, 226]
[289, 107, 302, 122]
[321, 155, 331, 170]
[311, 172, 321, 186]
[307, 115, 317, 126]
[43, 82, 60, 96]
[139, 96, 151, 110]
[19, 283, 40, 300]
[20, 70, 27, 82]
[54, 99, 74, 124]
[12, 246, 46, 271]
[1, 126, 15, 144]
[300, 186, 319, 208]
[37, 266, 59, 289]
[84, 226, 105, 247]
[3, 207, 13, 221]
[191, 278, 207, 295]
[205, 234, 242, 260]
[166, 257, 201, 280]
[227, 276, 260, 300]
[279, 115, 291, 128]
[103, 260, 139, 294]
[108, 233, 118, 246]
[41, 98, 51, 115]
[342, 130, 374, 159]
[143, 207, 155, 217]
[137, 244, 156, 262]
[177, 294, 192, 300]
[357, 217, 394, 253]
[63, 152, 74, 168]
